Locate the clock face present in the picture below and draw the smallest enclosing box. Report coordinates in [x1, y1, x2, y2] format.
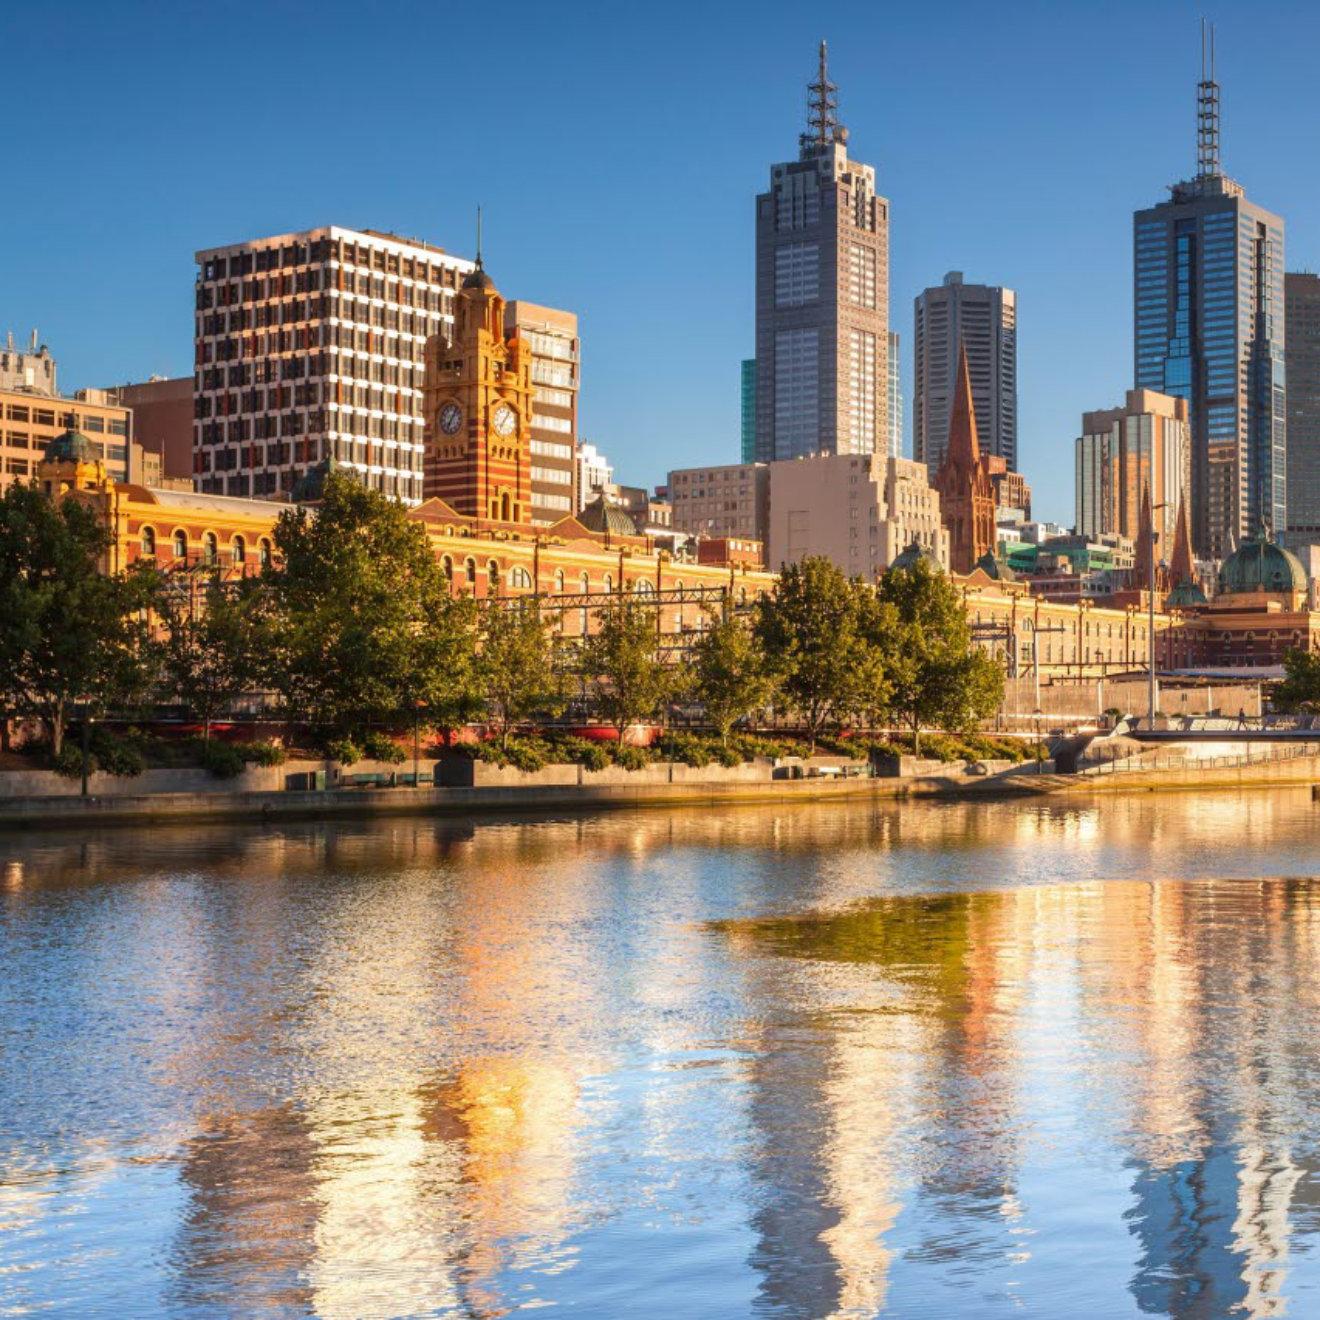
[491, 404, 517, 437]
[439, 402, 463, 435]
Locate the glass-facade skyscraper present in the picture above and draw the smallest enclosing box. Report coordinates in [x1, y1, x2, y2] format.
[740, 358, 757, 463]
[753, 43, 889, 462]
[1132, 62, 1284, 558]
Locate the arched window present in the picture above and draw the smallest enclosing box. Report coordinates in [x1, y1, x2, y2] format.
[141, 526, 156, 558]
[510, 566, 532, 589]
[579, 573, 590, 636]
[258, 538, 272, 568]
[465, 557, 477, 588]
[441, 554, 453, 580]
[232, 535, 246, 565]
[173, 530, 188, 560]
[487, 559, 501, 594]
[739, 586, 748, 606]
[603, 573, 613, 594]
[674, 579, 684, 630]
[635, 578, 655, 596]
[203, 532, 218, 565]
[554, 569, 565, 594]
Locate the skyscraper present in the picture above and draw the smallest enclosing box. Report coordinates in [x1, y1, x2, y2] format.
[740, 359, 757, 463]
[887, 330, 903, 458]
[1133, 32, 1285, 557]
[913, 272, 1017, 474]
[1284, 272, 1320, 545]
[753, 43, 889, 463]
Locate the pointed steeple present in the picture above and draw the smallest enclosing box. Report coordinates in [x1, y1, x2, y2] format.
[1169, 496, 1195, 584]
[947, 342, 981, 467]
[1134, 483, 1156, 591]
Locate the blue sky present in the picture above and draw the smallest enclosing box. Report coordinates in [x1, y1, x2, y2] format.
[3, 0, 1318, 522]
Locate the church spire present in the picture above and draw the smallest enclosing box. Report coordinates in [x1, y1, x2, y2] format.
[1170, 494, 1195, 584]
[947, 342, 981, 466]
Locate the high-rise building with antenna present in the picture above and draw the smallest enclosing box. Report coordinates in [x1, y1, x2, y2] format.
[1132, 23, 1285, 558]
[752, 42, 889, 463]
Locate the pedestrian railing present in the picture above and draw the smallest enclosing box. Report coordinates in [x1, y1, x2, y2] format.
[1080, 741, 1318, 776]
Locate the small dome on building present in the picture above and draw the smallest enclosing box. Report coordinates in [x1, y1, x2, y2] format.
[461, 263, 496, 293]
[43, 429, 99, 465]
[888, 539, 942, 573]
[290, 457, 341, 504]
[974, 550, 1016, 582]
[1166, 578, 1209, 609]
[1216, 526, 1308, 597]
[577, 493, 637, 539]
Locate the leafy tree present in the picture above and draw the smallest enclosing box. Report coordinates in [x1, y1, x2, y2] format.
[479, 597, 564, 748]
[753, 557, 888, 753]
[0, 482, 154, 757]
[268, 471, 475, 745]
[876, 558, 1003, 754]
[154, 575, 269, 743]
[582, 597, 673, 742]
[1273, 648, 1320, 712]
[692, 610, 774, 745]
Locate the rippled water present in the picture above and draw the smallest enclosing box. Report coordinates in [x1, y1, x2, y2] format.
[4, 792, 1320, 1317]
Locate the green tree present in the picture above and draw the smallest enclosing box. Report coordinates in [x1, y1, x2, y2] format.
[876, 558, 1004, 754]
[154, 575, 269, 743]
[268, 471, 474, 745]
[479, 598, 564, 748]
[753, 556, 888, 753]
[0, 482, 154, 757]
[582, 597, 672, 742]
[1272, 648, 1320, 712]
[692, 610, 774, 745]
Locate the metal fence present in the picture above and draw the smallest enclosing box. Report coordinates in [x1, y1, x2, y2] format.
[1080, 741, 1318, 776]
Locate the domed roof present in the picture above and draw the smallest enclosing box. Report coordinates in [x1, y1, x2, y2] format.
[888, 539, 942, 573]
[290, 457, 340, 504]
[1216, 525, 1308, 597]
[1166, 578, 1209, 609]
[577, 493, 637, 538]
[461, 262, 496, 293]
[974, 550, 1016, 582]
[43, 429, 99, 465]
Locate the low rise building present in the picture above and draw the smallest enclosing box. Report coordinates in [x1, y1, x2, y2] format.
[667, 462, 769, 541]
[108, 376, 195, 485]
[767, 450, 948, 577]
[1, 381, 137, 494]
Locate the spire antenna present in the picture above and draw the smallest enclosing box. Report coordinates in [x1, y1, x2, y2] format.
[799, 38, 839, 154]
[475, 204, 483, 270]
[1197, 18, 1221, 177]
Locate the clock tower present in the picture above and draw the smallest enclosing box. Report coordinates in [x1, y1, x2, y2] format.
[423, 256, 534, 523]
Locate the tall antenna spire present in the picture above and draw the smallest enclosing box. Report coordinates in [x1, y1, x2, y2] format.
[475, 204, 483, 269]
[1197, 18, 1221, 177]
[800, 39, 838, 154]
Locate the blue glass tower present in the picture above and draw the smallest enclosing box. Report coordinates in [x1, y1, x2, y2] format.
[1133, 39, 1285, 558]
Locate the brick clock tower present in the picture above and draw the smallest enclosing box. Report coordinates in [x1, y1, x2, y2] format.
[423, 257, 534, 523]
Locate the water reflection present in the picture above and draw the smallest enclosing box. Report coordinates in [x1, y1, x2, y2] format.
[2, 792, 1320, 1316]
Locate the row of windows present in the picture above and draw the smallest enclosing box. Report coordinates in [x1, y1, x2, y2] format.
[139, 526, 273, 567]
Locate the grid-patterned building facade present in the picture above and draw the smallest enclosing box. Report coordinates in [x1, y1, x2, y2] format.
[194, 226, 473, 502]
[506, 301, 578, 523]
[1285, 272, 1320, 544]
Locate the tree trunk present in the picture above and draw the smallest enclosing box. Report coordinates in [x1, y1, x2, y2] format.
[50, 710, 65, 759]
[912, 718, 921, 757]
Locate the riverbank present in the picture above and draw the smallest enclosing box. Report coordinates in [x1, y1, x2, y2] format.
[1, 748, 1318, 830]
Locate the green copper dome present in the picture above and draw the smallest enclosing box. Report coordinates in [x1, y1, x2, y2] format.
[1216, 527, 1308, 596]
[578, 493, 637, 538]
[43, 429, 99, 465]
[1166, 578, 1208, 608]
[888, 539, 942, 573]
[974, 550, 1017, 582]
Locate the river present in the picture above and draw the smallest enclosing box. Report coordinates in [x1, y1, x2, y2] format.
[3, 790, 1320, 1318]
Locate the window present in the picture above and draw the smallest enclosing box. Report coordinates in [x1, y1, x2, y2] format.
[465, 557, 477, 588]
[173, 530, 188, 559]
[510, 567, 532, 589]
[487, 559, 501, 593]
[774, 242, 820, 307]
[441, 554, 454, 579]
[848, 244, 877, 308]
[203, 532, 218, 564]
[141, 527, 156, 557]
[259, 537, 272, 568]
[554, 569, 565, 593]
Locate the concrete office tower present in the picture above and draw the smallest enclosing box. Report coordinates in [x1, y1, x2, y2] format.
[109, 377, 195, 485]
[887, 330, 903, 458]
[0, 331, 56, 395]
[1076, 389, 1191, 547]
[740, 359, 757, 463]
[753, 42, 889, 462]
[766, 451, 947, 577]
[1133, 31, 1285, 557]
[575, 441, 614, 510]
[913, 273, 1017, 474]
[668, 462, 770, 541]
[506, 302, 578, 523]
[1285, 272, 1320, 545]
[194, 226, 473, 502]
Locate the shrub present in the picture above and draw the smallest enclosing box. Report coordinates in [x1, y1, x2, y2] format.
[731, 734, 795, 760]
[546, 735, 612, 770]
[360, 730, 407, 764]
[814, 734, 870, 760]
[201, 741, 247, 779]
[504, 737, 549, 773]
[89, 728, 146, 777]
[865, 740, 909, 761]
[920, 735, 965, 763]
[714, 744, 742, 768]
[241, 740, 287, 767]
[53, 741, 93, 780]
[613, 744, 653, 772]
[665, 731, 713, 768]
[323, 737, 363, 767]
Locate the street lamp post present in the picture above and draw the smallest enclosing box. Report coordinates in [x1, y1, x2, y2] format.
[1148, 502, 1169, 728]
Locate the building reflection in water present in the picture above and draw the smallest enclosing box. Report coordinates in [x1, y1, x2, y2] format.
[5, 791, 1320, 1315]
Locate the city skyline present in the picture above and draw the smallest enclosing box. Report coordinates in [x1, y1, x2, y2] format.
[4, 2, 1320, 524]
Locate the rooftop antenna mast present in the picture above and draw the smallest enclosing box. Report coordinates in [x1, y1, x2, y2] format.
[475, 204, 483, 269]
[800, 39, 838, 152]
[1197, 18, 1221, 177]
